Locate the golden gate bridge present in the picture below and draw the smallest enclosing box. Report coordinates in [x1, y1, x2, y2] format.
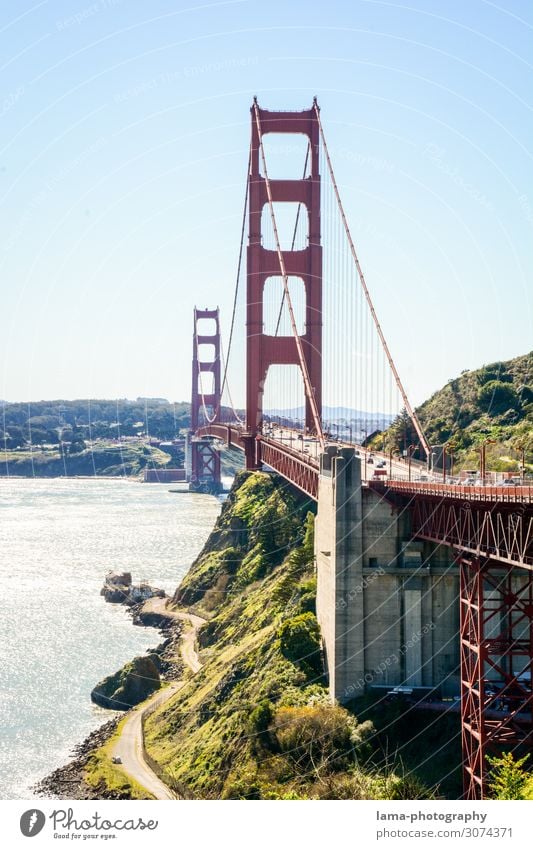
[186, 99, 532, 800]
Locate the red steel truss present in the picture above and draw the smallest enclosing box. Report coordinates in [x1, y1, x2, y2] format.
[258, 437, 319, 500]
[246, 104, 322, 458]
[409, 496, 533, 569]
[460, 554, 533, 798]
[196, 423, 245, 450]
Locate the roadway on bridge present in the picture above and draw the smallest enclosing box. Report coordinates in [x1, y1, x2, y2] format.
[262, 425, 426, 481]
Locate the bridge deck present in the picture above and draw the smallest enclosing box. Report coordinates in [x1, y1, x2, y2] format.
[196, 424, 531, 506]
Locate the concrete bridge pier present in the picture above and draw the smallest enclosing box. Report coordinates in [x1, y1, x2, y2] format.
[315, 447, 365, 702]
[315, 446, 459, 704]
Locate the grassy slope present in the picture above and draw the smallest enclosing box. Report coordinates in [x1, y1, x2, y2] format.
[84, 716, 155, 800]
[143, 472, 459, 799]
[374, 351, 532, 470]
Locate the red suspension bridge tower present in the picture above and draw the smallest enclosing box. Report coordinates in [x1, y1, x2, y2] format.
[245, 101, 323, 469]
[188, 307, 222, 493]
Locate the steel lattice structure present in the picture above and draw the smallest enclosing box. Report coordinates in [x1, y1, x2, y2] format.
[460, 554, 533, 799]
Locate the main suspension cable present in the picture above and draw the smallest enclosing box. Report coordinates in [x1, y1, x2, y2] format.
[220, 144, 251, 404]
[197, 147, 251, 426]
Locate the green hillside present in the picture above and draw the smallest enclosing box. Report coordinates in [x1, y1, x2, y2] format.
[375, 352, 532, 473]
[140, 472, 458, 799]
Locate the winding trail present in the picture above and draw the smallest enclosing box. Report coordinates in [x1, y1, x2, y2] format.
[111, 599, 205, 799]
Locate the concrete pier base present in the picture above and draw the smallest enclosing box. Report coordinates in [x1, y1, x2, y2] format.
[315, 447, 460, 703]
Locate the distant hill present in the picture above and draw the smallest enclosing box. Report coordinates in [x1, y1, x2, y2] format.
[0, 398, 191, 447]
[265, 405, 394, 422]
[375, 352, 532, 472]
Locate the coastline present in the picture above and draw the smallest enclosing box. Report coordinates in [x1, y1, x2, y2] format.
[0, 474, 142, 481]
[25, 476, 225, 801]
[35, 599, 184, 800]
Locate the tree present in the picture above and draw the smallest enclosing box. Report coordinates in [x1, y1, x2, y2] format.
[27, 426, 49, 446]
[487, 752, 531, 799]
[5, 426, 26, 448]
[385, 408, 416, 453]
[478, 381, 519, 415]
[278, 612, 321, 672]
[271, 704, 373, 777]
[69, 439, 86, 454]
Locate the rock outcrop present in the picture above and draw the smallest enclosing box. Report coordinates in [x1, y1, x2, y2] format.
[90, 655, 161, 710]
[100, 571, 132, 603]
[101, 571, 165, 605]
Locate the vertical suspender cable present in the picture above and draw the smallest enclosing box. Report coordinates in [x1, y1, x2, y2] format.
[313, 100, 430, 460]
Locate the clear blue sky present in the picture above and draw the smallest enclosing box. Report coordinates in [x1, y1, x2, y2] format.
[0, 0, 531, 406]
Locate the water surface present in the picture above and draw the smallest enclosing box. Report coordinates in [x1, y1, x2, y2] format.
[0, 478, 220, 798]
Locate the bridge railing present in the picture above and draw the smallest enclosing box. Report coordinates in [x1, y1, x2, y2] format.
[195, 423, 245, 449]
[371, 478, 533, 503]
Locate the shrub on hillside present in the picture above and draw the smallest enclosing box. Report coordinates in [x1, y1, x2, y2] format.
[270, 704, 373, 775]
[478, 380, 519, 415]
[278, 612, 321, 672]
[487, 752, 532, 800]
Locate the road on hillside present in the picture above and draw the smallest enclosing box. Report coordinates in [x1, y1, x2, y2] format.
[112, 601, 205, 800]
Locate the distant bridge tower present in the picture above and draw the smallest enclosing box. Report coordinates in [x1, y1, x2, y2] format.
[188, 307, 222, 493]
[245, 101, 322, 469]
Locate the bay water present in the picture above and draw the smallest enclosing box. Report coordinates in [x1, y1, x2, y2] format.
[0, 478, 221, 799]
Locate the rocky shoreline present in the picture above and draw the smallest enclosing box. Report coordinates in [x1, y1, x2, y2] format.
[35, 593, 184, 800]
[35, 718, 122, 800]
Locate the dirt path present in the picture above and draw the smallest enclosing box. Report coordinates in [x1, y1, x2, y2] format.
[111, 599, 205, 800]
[141, 596, 205, 673]
[112, 683, 181, 800]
